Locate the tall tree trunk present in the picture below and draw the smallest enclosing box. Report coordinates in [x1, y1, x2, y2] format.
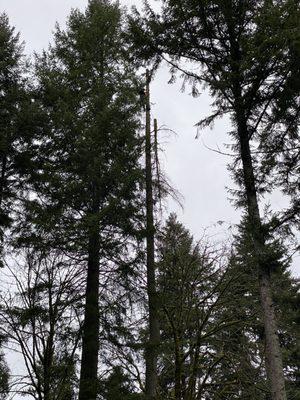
[43, 334, 54, 400]
[0, 153, 7, 264]
[236, 112, 287, 400]
[228, 27, 287, 398]
[79, 186, 100, 400]
[44, 301, 54, 400]
[185, 342, 200, 400]
[145, 70, 160, 400]
[0, 153, 7, 207]
[174, 335, 183, 400]
[44, 278, 55, 400]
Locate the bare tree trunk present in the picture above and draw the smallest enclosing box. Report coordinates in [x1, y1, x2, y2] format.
[43, 334, 54, 400]
[79, 186, 100, 400]
[145, 70, 160, 400]
[0, 154, 7, 207]
[43, 308, 54, 399]
[237, 112, 287, 400]
[174, 335, 183, 400]
[0, 153, 7, 258]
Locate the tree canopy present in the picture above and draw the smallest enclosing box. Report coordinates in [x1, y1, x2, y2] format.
[0, 1, 299, 400]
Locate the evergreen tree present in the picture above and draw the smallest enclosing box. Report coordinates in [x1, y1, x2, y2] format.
[207, 220, 300, 399]
[26, 1, 143, 399]
[98, 366, 143, 400]
[128, 2, 300, 398]
[0, 13, 37, 264]
[156, 214, 238, 399]
[155, 215, 300, 400]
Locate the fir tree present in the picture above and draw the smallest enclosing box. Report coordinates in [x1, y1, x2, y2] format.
[156, 214, 238, 399]
[207, 219, 300, 399]
[128, 2, 300, 398]
[98, 366, 143, 400]
[0, 13, 37, 265]
[26, 1, 143, 399]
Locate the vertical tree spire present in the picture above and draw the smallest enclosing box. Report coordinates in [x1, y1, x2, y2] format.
[144, 69, 160, 399]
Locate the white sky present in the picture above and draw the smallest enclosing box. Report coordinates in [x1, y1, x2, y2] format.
[1, 0, 299, 397]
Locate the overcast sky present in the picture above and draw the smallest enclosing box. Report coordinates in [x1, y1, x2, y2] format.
[1, 0, 299, 396]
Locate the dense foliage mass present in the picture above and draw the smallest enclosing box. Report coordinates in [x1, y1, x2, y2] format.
[0, 1, 299, 399]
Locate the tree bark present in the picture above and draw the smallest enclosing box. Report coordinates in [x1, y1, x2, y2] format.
[0, 153, 7, 264]
[145, 70, 160, 400]
[185, 342, 200, 400]
[43, 312, 54, 400]
[79, 186, 100, 400]
[227, 24, 287, 398]
[174, 335, 183, 400]
[236, 112, 287, 400]
[43, 334, 54, 400]
[0, 153, 7, 207]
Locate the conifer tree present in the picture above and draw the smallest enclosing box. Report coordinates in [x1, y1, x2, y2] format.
[155, 215, 300, 399]
[27, 1, 143, 398]
[208, 220, 300, 399]
[156, 214, 238, 399]
[128, 2, 300, 398]
[0, 13, 36, 264]
[0, 13, 36, 397]
[98, 366, 143, 400]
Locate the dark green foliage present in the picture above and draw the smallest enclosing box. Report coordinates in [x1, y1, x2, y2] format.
[155, 215, 300, 399]
[275, 274, 300, 399]
[0, 12, 23, 227]
[128, 0, 300, 217]
[20, 2, 145, 398]
[0, 13, 38, 261]
[98, 366, 143, 400]
[21, 0, 144, 255]
[208, 220, 300, 399]
[129, 3, 300, 397]
[156, 214, 239, 399]
[0, 1, 299, 399]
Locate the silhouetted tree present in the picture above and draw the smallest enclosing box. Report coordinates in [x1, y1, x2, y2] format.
[128, 2, 300, 398]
